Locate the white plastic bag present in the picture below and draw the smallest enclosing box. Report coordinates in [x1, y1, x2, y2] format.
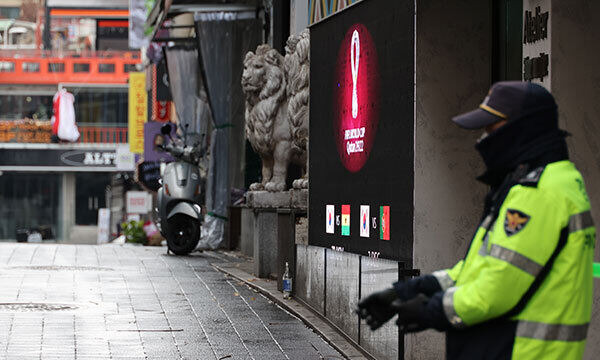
[54, 89, 80, 142]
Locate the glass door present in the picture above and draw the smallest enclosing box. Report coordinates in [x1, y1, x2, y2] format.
[75, 172, 111, 225]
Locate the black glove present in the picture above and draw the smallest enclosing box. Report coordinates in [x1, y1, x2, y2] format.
[356, 287, 398, 330]
[392, 293, 430, 333]
[393, 275, 442, 301]
[392, 291, 454, 333]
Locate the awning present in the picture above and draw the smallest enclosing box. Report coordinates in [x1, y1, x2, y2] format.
[146, 0, 258, 43]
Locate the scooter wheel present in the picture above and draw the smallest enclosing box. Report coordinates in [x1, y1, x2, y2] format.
[166, 214, 200, 255]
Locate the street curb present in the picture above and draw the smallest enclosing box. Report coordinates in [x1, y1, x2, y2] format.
[211, 261, 372, 360]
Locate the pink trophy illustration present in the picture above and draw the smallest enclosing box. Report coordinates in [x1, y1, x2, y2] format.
[351, 29, 360, 119]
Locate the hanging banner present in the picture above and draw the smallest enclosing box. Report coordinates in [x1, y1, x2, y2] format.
[128, 72, 147, 154]
[129, 0, 155, 49]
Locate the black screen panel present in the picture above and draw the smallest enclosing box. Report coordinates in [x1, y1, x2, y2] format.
[309, 0, 415, 262]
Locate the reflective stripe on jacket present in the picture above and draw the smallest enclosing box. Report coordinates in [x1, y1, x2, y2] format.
[439, 160, 595, 359]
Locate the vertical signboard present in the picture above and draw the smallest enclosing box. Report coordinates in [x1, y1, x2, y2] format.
[522, 1, 550, 88]
[128, 72, 147, 154]
[97, 208, 111, 244]
[126, 191, 152, 214]
[309, 0, 414, 262]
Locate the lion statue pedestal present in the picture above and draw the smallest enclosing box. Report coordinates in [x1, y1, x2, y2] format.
[240, 32, 310, 280]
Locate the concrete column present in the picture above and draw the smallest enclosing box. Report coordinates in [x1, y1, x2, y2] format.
[240, 207, 255, 257]
[410, 0, 492, 358]
[253, 210, 278, 278]
[60, 173, 76, 243]
[528, 1, 600, 358]
[290, 0, 309, 35]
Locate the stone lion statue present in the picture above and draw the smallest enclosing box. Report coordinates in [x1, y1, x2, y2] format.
[285, 29, 310, 189]
[242, 42, 308, 192]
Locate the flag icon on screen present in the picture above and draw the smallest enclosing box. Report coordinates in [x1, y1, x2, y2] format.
[380, 206, 390, 240]
[341, 205, 350, 236]
[360, 205, 369, 237]
[326, 205, 335, 234]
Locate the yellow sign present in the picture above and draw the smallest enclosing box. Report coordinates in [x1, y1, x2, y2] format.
[128, 72, 147, 154]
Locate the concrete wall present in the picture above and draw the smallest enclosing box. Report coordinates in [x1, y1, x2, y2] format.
[360, 257, 400, 360]
[295, 244, 401, 359]
[295, 244, 325, 312]
[409, 0, 491, 357]
[547, 1, 600, 358]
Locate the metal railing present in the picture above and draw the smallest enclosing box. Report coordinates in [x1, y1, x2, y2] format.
[79, 125, 128, 144]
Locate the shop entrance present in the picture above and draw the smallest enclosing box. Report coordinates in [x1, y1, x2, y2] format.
[75, 173, 111, 225]
[0, 172, 61, 240]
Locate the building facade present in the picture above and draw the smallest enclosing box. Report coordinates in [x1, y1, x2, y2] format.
[0, 0, 141, 243]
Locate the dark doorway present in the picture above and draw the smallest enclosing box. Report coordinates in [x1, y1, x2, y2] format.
[492, 0, 523, 82]
[76, 173, 111, 225]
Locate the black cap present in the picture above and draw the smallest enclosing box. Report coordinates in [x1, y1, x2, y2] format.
[452, 81, 557, 129]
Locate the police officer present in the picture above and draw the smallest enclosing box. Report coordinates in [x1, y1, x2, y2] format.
[357, 81, 595, 359]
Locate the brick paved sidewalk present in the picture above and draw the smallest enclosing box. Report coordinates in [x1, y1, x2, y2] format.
[0, 243, 343, 360]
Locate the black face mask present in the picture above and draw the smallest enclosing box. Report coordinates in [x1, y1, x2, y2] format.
[475, 108, 569, 187]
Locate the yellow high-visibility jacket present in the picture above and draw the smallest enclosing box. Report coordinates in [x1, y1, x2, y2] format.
[434, 160, 595, 359]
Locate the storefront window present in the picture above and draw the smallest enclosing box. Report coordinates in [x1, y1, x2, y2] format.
[0, 94, 53, 120]
[65, 87, 128, 126]
[0, 7, 20, 19]
[0, 173, 61, 241]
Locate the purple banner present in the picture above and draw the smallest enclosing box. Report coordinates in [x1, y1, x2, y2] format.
[143, 121, 176, 162]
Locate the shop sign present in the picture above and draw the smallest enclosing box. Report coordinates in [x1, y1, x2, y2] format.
[126, 191, 152, 214]
[154, 101, 171, 122]
[522, 1, 550, 87]
[115, 144, 136, 171]
[523, 6, 549, 44]
[129, 72, 147, 154]
[523, 53, 549, 81]
[62, 151, 116, 166]
[0, 146, 125, 172]
[0, 121, 52, 143]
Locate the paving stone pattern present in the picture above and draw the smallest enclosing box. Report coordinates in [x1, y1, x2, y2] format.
[0, 243, 343, 360]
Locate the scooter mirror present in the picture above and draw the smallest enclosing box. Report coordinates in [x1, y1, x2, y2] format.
[161, 123, 172, 135]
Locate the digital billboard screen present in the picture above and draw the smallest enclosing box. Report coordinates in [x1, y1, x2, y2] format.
[309, 0, 415, 262]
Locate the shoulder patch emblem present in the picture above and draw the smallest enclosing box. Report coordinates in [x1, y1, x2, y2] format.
[519, 167, 545, 187]
[504, 209, 531, 236]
